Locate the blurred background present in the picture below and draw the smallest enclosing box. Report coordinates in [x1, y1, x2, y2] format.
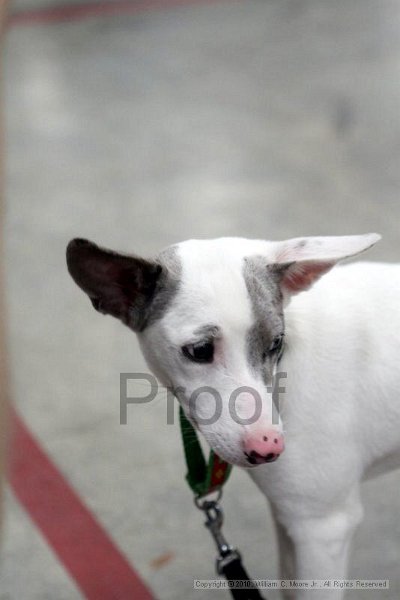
[1, 0, 400, 598]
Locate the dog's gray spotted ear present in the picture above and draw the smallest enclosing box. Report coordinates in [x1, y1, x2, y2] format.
[271, 233, 381, 296]
[66, 238, 162, 331]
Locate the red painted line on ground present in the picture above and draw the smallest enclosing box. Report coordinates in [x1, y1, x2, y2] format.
[8, 407, 155, 600]
[8, 0, 224, 27]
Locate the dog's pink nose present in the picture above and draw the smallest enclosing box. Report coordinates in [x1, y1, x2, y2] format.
[243, 430, 284, 465]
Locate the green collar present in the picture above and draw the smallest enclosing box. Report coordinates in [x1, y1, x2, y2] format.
[179, 406, 232, 497]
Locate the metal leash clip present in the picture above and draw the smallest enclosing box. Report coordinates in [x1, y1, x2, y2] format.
[195, 496, 241, 575]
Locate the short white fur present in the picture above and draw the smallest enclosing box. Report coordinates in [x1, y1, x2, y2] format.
[138, 233, 400, 600]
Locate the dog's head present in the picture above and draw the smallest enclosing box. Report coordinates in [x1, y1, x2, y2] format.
[67, 234, 380, 467]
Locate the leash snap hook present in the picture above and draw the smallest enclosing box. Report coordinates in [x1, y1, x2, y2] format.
[197, 499, 241, 574]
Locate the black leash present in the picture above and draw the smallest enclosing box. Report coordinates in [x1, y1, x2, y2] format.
[180, 407, 266, 599]
[196, 497, 266, 600]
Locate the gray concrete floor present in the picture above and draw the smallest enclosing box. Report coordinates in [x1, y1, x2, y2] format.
[1, 0, 400, 598]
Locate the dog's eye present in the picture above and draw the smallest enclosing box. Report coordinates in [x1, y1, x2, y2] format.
[270, 334, 284, 353]
[269, 333, 284, 354]
[263, 334, 284, 360]
[182, 341, 214, 363]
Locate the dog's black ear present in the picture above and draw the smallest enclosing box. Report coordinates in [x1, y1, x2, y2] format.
[66, 238, 162, 331]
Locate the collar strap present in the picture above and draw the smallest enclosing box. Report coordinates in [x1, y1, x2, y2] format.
[179, 406, 232, 497]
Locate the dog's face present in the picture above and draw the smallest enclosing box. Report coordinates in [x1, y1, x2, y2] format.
[67, 233, 379, 468]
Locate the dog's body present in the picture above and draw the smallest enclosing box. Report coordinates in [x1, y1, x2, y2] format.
[67, 233, 399, 599]
[249, 259, 400, 598]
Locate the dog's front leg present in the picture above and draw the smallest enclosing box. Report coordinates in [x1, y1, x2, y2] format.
[273, 516, 296, 600]
[277, 486, 363, 600]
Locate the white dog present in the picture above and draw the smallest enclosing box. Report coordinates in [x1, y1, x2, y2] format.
[67, 233, 400, 599]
